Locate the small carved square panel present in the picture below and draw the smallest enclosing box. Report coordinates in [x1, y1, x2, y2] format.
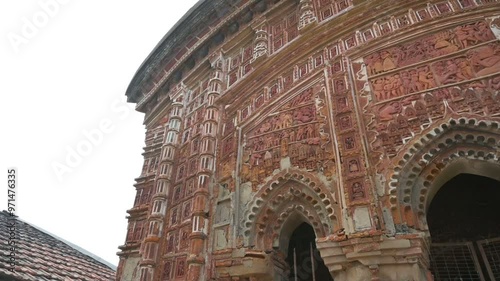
[170, 207, 179, 226]
[344, 156, 363, 175]
[228, 71, 238, 86]
[330, 60, 343, 75]
[269, 82, 280, 99]
[333, 78, 347, 93]
[179, 226, 191, 250]
[175, 256, 187, 278]
[255, 94, 265, 109]
[379, 22, 392, 35]
[342, 133, 357, 151]
[165, 231, 178, 253]
[182, 200, 192, 220]
[435, 2, 452, 14]
[162, 260, 173, 280]
[344, 36, 356, 49]
[338, 114, 353, 131]
[458, 0, 475, 8]
[416, 9, 429, 21]
[321, 7, 333, 20]
[348, 178, 367, 202]
[397, 14, 411, 28]
[329, 44, 339, 58]
[335, 96, 349, 112]
[243, 45, 253, 62]
[363, 29, 374, 41]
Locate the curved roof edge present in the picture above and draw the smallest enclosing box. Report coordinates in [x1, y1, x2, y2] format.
[125, 0, 239, 104]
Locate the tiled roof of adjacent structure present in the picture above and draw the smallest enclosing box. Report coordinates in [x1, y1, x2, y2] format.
[0, 211, 116, 281]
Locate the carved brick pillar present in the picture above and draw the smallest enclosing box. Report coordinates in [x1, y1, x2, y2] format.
[316, 233, 432, 281]
[118, 171, 153, 279]
[298, 0, 317, 30]
[139, 99, 185, 281]
[187, 187, 209, 281]
[187, 58, 224, 281]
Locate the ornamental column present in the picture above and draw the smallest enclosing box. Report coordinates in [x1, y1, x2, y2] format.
[187, 56, 224, 281]
[298, 0, 317, 30]
[139, 97, 184, 280]
[251, 19, 269, 64]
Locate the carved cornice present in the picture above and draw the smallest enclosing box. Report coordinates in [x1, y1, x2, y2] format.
[129, 0, 498, 120]
[127, 0, 283, 110]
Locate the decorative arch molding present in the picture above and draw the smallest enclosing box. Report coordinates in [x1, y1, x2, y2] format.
[387, 116, 500, 228]
[242, 169, 339, 249]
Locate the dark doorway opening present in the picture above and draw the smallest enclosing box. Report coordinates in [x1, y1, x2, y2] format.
[285, 222, 333, 281]
[427, 173, 500, 281]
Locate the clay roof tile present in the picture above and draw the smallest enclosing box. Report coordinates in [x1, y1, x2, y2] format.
[0, 211, 116, 281]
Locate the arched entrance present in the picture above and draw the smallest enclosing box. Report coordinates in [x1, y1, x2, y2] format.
[240, 170, 339, 280]
[285, 222, 333, 281]
[384, 118, 500, 280]
[427, 173, 500, 280]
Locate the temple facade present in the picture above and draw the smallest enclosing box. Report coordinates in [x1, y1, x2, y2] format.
[116, 0, 500, 280]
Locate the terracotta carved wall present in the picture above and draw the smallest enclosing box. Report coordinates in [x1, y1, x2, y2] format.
[118, 0, 500, 280]
[353, 18, 500, 229]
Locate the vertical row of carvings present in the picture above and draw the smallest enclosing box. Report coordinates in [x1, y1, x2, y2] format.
[140, 97, 185, 279]
[187, 57, 226, 281]
[330, 50, 379, 233]
[146, 57, 225, 281]
[153, 90, 190, 281]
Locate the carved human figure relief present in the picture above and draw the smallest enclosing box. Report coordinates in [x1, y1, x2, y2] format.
[468, 44, 500, 77]
[351, 182, 365, 201]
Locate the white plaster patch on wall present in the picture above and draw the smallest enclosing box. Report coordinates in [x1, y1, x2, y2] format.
[214, 228, 229, 250]
[353, 206, 372, 231]
[121, 257, 141, 281]
[488, 16, 500, 40]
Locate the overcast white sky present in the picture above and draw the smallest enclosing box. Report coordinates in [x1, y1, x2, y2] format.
[0, 0, 199, 266]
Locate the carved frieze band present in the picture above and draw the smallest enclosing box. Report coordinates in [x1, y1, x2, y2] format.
[354, 19, 500, 173]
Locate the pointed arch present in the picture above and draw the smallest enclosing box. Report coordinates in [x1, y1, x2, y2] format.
[242, 169, 339, 250]
[387, 116, 500, 229]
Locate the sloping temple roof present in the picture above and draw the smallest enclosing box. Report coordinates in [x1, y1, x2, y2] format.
[0, 211, 116, 281]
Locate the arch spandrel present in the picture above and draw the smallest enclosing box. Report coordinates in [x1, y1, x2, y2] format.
[238, 77, 337, 186]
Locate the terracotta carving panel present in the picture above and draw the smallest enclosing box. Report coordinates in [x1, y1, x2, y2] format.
[240, 82, 334, 185]
[356, 20, 500, 168]
[365, 22, 495, 78]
